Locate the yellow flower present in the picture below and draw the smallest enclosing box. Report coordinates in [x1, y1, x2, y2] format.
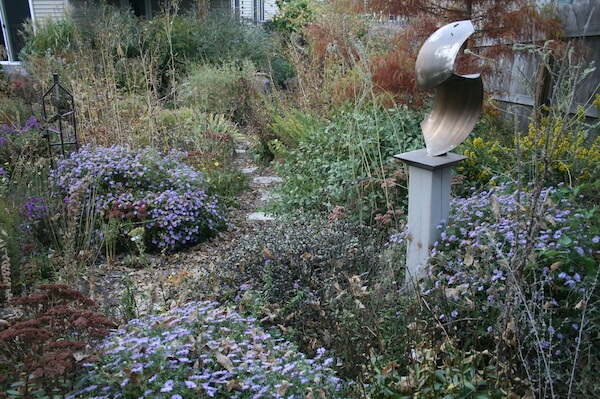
[472, 137, 484, 149]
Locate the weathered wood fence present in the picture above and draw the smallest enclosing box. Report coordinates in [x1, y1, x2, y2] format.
[492, 0, 599, 134]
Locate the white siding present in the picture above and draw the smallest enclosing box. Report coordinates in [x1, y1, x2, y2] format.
[31, 0, 68, 23]
[236, 0, 254, 20]
[234, 0, 277, 21]
[263, 0, 276, 21]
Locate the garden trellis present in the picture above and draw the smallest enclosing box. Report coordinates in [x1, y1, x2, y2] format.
[42, 74, 78, 163]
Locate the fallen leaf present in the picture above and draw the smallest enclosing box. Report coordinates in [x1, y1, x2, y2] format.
[278, 380, 290, 396]
[491, 195, 501, 220]
[464, 251, 474, 267]
[382, 361, 398, 377]
[73, 351, 89, 362]
[354, 299, 365, 309]
[521, 389, 535, 399]
[262, 246, 274, 259]
[215, 351, 234, 372]
[550, 261, 562, 271]
[227, 380, 243, 392]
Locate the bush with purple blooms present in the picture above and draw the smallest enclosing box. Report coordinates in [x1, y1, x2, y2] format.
[68, 301, 347, 399]
[400, 181, 600, 397]
[50, 145, 224, 253]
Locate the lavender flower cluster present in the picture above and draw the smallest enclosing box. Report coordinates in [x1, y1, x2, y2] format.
[50, 145, 224, 251]
[69, 301, 346, 399]
[408, 182, 599, 360]
[431, 182, 597, 272]
[20, 195, 50, 233]
[0, 115, 39, 138]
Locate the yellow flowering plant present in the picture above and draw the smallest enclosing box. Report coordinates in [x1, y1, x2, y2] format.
[517, 106, 600, 186]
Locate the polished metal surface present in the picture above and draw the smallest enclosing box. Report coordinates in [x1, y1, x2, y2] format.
[415, 20, 483, 156]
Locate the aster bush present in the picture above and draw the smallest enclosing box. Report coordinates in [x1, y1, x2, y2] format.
[50, 145, 224, 255]
[68, 301, 347, 399]
[389, 181, 600, 397]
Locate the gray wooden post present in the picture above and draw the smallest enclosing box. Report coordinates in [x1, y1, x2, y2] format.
[394, 149, 466, 284]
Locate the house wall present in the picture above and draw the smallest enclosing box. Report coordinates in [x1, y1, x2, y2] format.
[30, 0, 69, 23]
[235, 0, 276, 22]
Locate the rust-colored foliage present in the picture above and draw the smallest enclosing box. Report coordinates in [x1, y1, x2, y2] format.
[367, 0, 563, 88]
[369, 0, 562, 44]
[0, 284, 116, 396]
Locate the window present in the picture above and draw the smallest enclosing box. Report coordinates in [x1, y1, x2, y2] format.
[0, 0, 33, 62]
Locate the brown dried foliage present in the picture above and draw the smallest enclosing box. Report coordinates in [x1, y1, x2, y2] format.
[0, 284, 116, 396]
[368, 0, 562, 73]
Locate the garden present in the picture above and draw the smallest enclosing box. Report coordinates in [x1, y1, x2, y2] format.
[1, 0, 599, 398]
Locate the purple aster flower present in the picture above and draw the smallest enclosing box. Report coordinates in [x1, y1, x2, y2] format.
[185, 380, 197, 389]
[160, 379, 174, 393]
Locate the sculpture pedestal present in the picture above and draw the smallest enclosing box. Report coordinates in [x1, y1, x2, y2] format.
[394, 149, 466, 285]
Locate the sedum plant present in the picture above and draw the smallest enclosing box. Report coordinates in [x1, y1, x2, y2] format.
[0, 284, 116, 397]
[68, 301, 347, 399]
[50, 144, 224, 254]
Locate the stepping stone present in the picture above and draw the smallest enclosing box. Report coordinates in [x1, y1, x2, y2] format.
[242, 166, 259, 174]
[253, 176, 283, 185]
[247, 212, 276, 221]
[260, 191, 280, 202]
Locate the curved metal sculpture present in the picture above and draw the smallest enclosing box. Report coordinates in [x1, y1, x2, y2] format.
[415, 20, 483, 156]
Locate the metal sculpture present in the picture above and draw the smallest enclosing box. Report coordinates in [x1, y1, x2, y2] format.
[415, 20, 483, 156]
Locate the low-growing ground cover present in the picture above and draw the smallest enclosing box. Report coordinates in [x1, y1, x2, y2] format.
[68, 301, 347, 399]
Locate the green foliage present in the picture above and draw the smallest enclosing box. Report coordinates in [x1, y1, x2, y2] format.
[0, 117, 57, 290]
[271, 0, 319, 34]
[20, 17, 76, 59]
[176, 60, 260, 122]
[204, 166, 250, 209]
[218, 217, 408, 378]
[268, 104, 423, 226]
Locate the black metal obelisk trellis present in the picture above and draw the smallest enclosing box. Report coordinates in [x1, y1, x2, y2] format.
[42, 74, 78, 164]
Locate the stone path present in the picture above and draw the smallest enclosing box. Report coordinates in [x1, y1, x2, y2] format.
[233, 136, 282, 222]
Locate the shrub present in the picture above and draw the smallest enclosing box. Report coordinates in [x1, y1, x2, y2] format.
[0, 116, 45, 180]
[271, 0, 319, 34]
[19, 17, 77, 60]
[268, 105, 423, 227]
[68, 301, 347, 398]
[213, 217, 408, 378]
[0, 284, 116, 397]
[176, 60, 261, 122]
[49, 145, 224, 254]
[400, 181, 600, 397]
